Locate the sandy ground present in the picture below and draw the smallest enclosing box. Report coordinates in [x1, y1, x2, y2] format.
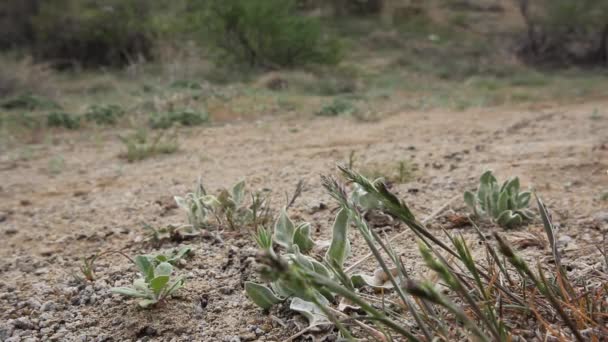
[1, 101, 607, 341]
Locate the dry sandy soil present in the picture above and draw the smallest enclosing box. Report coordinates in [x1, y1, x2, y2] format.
[1, 101, 607, 341]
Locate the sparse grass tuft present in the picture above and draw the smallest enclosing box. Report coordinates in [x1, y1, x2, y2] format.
[316, 98, 358, 117]
[47, 112, 81, 130]
[1, 93, 61, 111]
[118, 128, 179, 162]
[85, 104, 125, 126]
[360, 159, 416, 184]
[149, 110, 209, 129]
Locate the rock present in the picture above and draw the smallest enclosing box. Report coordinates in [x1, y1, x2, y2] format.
[137, 326, 158, 338]
[0, 323, 14, 340]
[240, 333, 257, 341]
[34, 267, 49, 276]
[26, 298, 41, 310]
[41, 301, 56, 312]
[594, 212, 608, 223]
[14, 317, 35, 330]
[4, 226, 17, 235]
[219, 286, 233, 295]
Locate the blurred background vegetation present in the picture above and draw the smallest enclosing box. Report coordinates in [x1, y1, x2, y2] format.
[1, 0, 607, 146]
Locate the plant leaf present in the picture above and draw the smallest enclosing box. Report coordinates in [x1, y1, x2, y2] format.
[273, 208, 295, 249]
[497, 190, 509, 213]
[111, 287, 149, 298]
[232, 180, 246, 205]
[464, 191, 477, 214]
[138, 299, 158, 308]
[518, 191, 531, 208]
[245, 282, 284, 310]
[150, 275, 169, 293]
[135, 255, 155, 282]
[496, 210, 522, 228]
[325, 208, 350, 268]
[154, 262, 173, 277]
[293, 223, 314, 253]
[165, 276, 185, 296]
[133, 278, 149, 293]
[289, 298, 331, 327]
[351, 268, 400, 289]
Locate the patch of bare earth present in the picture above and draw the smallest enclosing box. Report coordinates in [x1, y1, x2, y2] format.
[1, 101, 607, 341]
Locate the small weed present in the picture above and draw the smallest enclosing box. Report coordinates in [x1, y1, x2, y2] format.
[508, 71, 550, 87]
[47, 112, 81, 130]
[79, 250, 133, 282]
[119, 128, 179, 162]
[149, 110, 209, 129]
[48, 156, 65, 175]
[175, 179, 272, 231]
[169, 80, 202, 90]
[360, 159, 416, 184]
[2, 112, 44, 130]
[85, 104, 125, 125]
[590, 108, 602, 120]
[143, 224, 198, 247]
[143, 247, 192, 267]
[1, 93, 61, 111]
[111, 255, 185, 308]
[464, 170, 534, 228]
[601, 192, 608, 201]
[316, 98, 358, 117]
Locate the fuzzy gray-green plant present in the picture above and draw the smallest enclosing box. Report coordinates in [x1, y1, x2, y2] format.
[175, 179, 271, 231]
[111, 255, 185, 308]
[464, 170, 534, 228]
[248, 166, 604, 341]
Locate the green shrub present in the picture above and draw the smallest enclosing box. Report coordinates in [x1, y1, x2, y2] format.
[149, 110, 209, 129]
[316, 98, 357, 116]
[203, 0, 342, 68]
[1, 93, 61, 111]
[84, 105, 125, 125]
[30, 0, 155, 68]
[46, 112, 80, 130]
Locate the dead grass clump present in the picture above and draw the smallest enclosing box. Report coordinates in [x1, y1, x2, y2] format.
[0, 56, 56, 98]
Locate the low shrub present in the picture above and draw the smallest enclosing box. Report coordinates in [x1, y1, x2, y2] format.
[84, 105, 125, 126]
[46, 112, 80, 130]
[517, 0, 608, 66]
[149, 110, 209, 129]
[30, 0, 155, 68]
[119, 128, 179, 162]
[1, 93, 61, 111]
[203, 0, 342, 68]
[316, 98, 358, 116]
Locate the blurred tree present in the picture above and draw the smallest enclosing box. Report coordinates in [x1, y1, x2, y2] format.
[201, 0, 342, 68]
[0, 0, 40, 49]
[518, 0, 608, 66]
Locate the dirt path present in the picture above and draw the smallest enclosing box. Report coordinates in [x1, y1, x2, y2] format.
[1, 102, 607, 341]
